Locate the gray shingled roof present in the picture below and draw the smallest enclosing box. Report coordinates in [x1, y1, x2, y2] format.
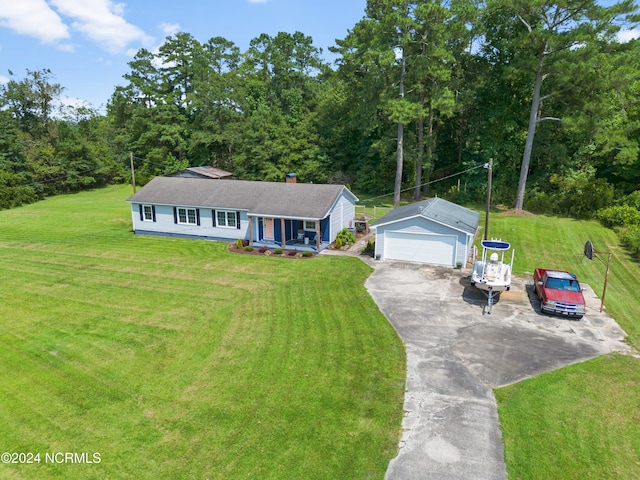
[372, 197, 479, 235]
[126, 177, 357, 219]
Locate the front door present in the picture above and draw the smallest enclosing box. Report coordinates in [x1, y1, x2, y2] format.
[264, 218, 274, 240]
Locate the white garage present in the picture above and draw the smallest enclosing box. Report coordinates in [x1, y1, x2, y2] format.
[384, 231, 457, 265]
[372, 198, 479, 266]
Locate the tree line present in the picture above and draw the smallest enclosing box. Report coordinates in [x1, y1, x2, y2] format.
[1, 0, 639, 220]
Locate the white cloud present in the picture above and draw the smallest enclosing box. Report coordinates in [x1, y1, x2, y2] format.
[0, 0, 153, 54]
[0, 0, 70, 43]
[49, 0, 154, 53]
[0, 74, 9, 84]
[60, 95, 91, 109]
[159, 22, 181, 37]
[53, 95, 106, 119]
[617, 28, 640, 43]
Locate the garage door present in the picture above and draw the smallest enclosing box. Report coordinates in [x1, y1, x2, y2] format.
[384, 231, 457, 265]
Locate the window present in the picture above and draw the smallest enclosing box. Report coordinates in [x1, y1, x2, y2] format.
[143, 205, 154, 221]
[177, 207, 198, 225]
[139, 204, 155, 222]
[216, 210, 237, 228]
[304, 220, 316, 231]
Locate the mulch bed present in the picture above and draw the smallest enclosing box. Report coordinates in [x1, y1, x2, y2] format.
[227, 243, 316, 258]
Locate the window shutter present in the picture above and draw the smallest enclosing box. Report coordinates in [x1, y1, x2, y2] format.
[236, 211, 241, 229]
[196, 208, 201, 226]
[212, 210, 216, 227]
[173, 207, 177, 224]
[152, 206, 156, 222]
[139, 204, 143, 221]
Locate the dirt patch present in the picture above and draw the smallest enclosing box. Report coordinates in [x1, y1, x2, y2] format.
[499, 289, 528, 302]
[494, 204, 536, 216]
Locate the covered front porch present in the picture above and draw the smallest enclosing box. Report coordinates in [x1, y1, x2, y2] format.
[248, 215, 331, 252]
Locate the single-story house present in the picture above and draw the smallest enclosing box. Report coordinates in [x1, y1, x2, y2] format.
[372, 197, 479, 265]
[126, 176, 358, 251]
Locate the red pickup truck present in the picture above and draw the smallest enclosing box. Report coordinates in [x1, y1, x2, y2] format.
[534, 268, 586, 318]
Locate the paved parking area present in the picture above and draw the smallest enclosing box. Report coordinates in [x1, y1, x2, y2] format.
[364, 262, 631, 480]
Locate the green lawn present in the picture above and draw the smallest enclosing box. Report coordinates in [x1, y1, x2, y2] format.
[496, 354, 640, 480]
[0, 185, 406, 479]
[484, 211, 640, 479]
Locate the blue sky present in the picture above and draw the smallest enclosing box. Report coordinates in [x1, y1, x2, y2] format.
[0, 0, 367, 110]
[1, 0, 638, 112]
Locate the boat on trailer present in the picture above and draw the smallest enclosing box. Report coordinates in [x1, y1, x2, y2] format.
[471, 239, 514, 313]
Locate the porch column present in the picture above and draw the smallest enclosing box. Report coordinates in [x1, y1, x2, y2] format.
[281, 218, 286, 247]
[315, 220, 320, 250]
[248, 216, 253, 246]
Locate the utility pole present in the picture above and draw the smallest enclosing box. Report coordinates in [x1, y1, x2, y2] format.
[130, 152, 136, 194]
[584, 240, 612, 312]
[484, 159, 493, 240]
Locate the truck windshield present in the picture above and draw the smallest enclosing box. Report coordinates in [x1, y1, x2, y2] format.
[545, 277, 581, 292]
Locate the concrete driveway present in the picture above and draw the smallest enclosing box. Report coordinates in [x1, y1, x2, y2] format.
[364, 262, 631, 480]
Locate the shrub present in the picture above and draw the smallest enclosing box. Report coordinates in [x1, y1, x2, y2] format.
[621, 226, 640, 258]
[622, 190, 640, 210]
[258, 246, 269, 253]
[549, 170, 614, 219]
[334, 237, 343, 249]
[287, 249, 297, 256]
[597, 205, 640, 228]
[244, 245, 254, 252]
[362, 239, 375, 257]
[443, 185, 483, 206]
[336, 227, 356, 245]
[302, 251, 313, 257]
[235, 238, 243, 249]
[264, 250, 272, 256]
[0, 185, 38, 210]
[526, 189, 560, 215]
[274, 248, 283, 255]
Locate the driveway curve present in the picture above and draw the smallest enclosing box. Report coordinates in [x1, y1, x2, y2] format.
[364, 262, 631, 480]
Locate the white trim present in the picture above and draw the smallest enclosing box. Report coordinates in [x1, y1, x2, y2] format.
[323, 187, 359, 219]
[383, 231, 458, 265]
[374, 213, 472, 235]
[216, 209, 237, 229]
[177, 207, 198, 225]
[249, 213, 322, 221]
[142, 204, 154, 222]
[128, 201, 248, 212]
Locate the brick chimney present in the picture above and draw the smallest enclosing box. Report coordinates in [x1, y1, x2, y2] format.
[285, 173, 297, 183]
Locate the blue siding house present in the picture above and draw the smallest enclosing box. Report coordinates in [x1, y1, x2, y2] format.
[126, 176, 358, 251]
[372, 198, 479, 265]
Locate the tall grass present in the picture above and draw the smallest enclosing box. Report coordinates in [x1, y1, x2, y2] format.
[0, 186, 406, 479]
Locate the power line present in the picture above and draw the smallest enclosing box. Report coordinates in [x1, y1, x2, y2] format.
[358, 163, 488, 204]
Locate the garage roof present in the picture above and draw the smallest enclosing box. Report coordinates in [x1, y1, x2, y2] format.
[372, 197, 479, 235]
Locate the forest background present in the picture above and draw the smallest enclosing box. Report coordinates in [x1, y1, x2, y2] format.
[2, 0, 640, 245]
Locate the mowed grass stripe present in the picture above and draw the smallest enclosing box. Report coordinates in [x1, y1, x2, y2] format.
[0, 185, 405, 479]
[485, 211, 640, 480]
[496, 354, 640, 479]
